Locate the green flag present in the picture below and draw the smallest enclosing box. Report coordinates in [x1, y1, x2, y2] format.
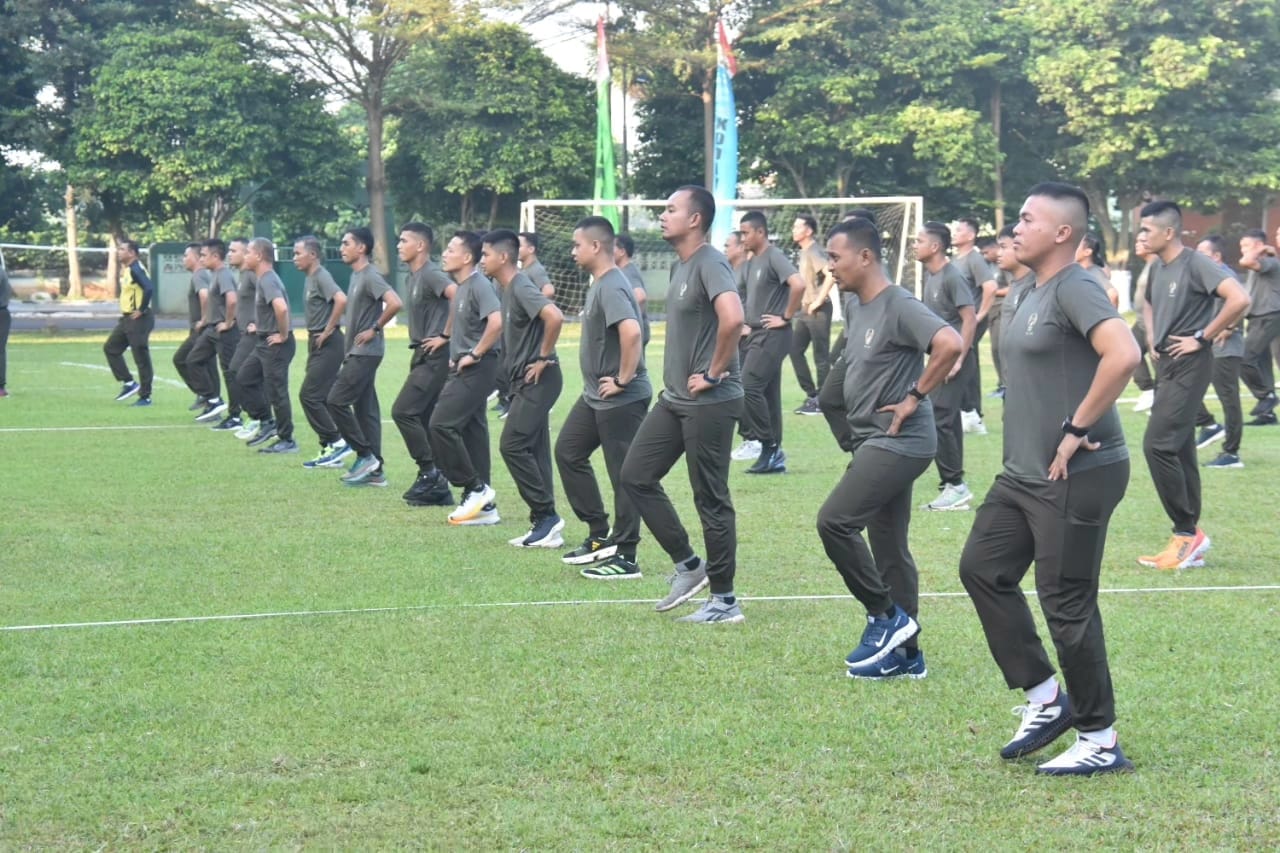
[594, 16, 619, 229]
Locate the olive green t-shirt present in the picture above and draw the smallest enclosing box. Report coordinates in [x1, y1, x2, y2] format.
[842, 285, 947, 458]
[523, 259, 551, 291]
[254, 269, 288, 336]
[999, 271, 1035, 328]
[344, 266, 392, 357]
[304, 266, 342, 333]
[188, 268, 211, 326]
[405, 261, 452, 343]
[1245, 256, 1280, 317]
[923, 262, 974, 331]
[206, 267, 236, 326]
[954, 249, 995, 302]
[619, 262, 651, 346]
[235, 269, 258, 332]
[663, 244, 744, 406]
[1001, 263, 1128, 480]
[449, 270, 502, 361]
[580, 268, 651, 410]
[502, 271, 555, 381]
[1147, 247, 1227, 347]
[742, 244, 798, 326]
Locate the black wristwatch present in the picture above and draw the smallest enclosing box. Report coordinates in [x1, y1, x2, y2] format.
[907, 384, 927, 402]
[1192, 329, 1206, 342]
[1062, 418, 1090, 438]
[702, 371, 722, 386]
[613, 375, 629, 388]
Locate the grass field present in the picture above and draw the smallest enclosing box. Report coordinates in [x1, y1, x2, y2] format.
[2, 325, 1278, 848]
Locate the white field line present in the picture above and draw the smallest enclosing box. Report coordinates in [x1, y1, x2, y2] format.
[3, 584, 1277, 633]
[59, 361, 188, 389]
[0, 424, 203, 433]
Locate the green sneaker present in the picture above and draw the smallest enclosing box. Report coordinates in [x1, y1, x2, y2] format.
[580, 554, 642, 581]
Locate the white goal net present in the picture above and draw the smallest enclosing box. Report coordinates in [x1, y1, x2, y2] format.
[519, 197, 925, 316]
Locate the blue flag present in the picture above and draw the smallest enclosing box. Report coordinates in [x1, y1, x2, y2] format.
[710, 20, 737, 250]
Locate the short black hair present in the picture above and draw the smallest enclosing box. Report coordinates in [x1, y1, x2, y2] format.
[997, 224, 1017, 240]
[1028, 182, 1092, 233]
[201, 238, 227, 260]
[484, 228, 521, 264]
[957, 217, 981, 235]
[615, 232, 636, 258]
[518, 231, 540, 253]
[248, 237, 275, 263]
[295, 235, 323, 258]
[228, 237, 249, 249]
[118, 239, 141, 255]
[343, 226, 375, 257]
[727, 230, 744, 244]
[923, 221, 952, 252]
[453, 230, 483, 265]
[575, 216, 616, 252]
[827, 218, 882, 258]
[1081, 233, 1106, 267]
[796, 214, 818, 235]
[843, 207, 877, 226]
[401, 221, 435, 248]
[976, 235, 997, 249]
[1201, 234, 1226, 255]
[1243, 228, 1267, 242]
[676, 185, 716, 234]
[185, 242, 202, 252]
[1139, 199, 1180, 229]
[739, 210, 768, 232]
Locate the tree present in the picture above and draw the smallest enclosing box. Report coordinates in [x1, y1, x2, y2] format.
[1017, 0, 1280, 256]
[71, 20, 358, 240]
[220, 0, 449, 273]
[386, 19, 594, 228]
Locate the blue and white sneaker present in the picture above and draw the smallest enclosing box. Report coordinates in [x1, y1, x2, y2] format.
[1195, 423, 1225, 449]
[130, 396, 152, 407]
[114, 380, 140, 401]
[1036, 735, 1134, 776]
[341, 453, 380, 483]
[843, 605, 919, 668]
[846, 648, 927, 680]
[508, 514, 566, 548]
[1001, 689, 1074, 759]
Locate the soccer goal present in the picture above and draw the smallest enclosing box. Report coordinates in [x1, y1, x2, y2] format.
[519, 197, 925, 315]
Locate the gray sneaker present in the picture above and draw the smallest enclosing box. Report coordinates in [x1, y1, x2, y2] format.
[677, 596, 745, 624]
[655, 559, 709, 612]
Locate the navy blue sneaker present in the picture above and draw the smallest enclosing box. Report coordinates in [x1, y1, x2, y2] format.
[1195, 423, 1224, 449]
[131, 396, 153, 407]
[843, 605, 919, 668]
[847, 648, 927, 680]
[1036, 735, 1134, 776]
[1001, 689, 1074, 759]
[114, 381, 140, 401]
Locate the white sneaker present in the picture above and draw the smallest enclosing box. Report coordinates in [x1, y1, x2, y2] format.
[924, 482, 972, 511]
[234, 419, 259, 439]
[1133, 389, 1155, 413]
[963, 413, 988, 435]
[448, 484, 497, 524]
[731, 439, 762, 462]
[453, 503, 500, 526]
[1036, 734, 1134, 776]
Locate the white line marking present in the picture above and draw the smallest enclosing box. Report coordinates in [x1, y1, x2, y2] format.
[59, 361, 188, 389]
[0, 424, 202, 433]
[4, 585, 1276, 633]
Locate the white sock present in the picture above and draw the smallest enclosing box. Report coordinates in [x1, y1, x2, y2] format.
[1024, 676, 1059, 706]
[1079, 727, 1117, 748]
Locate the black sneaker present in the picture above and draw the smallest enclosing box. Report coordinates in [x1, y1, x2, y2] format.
[1036, 735, 1134, 776]
[793, 397, 821, 416]
[195, 399, 228, 423]
[746, 446, 787, 474]
[1195, 423, 1225, 448]
[258, 438, 299, 454]
[114, 381, 140, 401]
[210, 415, 242, 432]
[581, 554, 642, 580]
[246, 420, 278, 447]
[561, 536, 617, 566]
[188, 396, 207, 412]
[1249, 391, 1278, 417]
[1001, 689, 1074, 759]
[403, 471, 455, 507]
[1246, 412, 1277, 426]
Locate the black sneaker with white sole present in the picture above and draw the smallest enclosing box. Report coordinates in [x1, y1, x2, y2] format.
[561, 536, 617, 565]
[1001, 689, 1074, 759]
[580, 554, 642, 580]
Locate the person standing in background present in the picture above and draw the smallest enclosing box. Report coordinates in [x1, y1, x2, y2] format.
[103, 239, 154, 407]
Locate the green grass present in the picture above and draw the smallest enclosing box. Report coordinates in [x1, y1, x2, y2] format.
[2, 326, 1278, 848]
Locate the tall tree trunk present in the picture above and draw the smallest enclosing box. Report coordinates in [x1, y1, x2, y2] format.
[64, 184, 83, 299]
[365, 91, 391, 274]
[1084, 183, 1120, 262]
[991, 82, 1005, 231]
[487, 193, 499, 231]
[106, 216, 124, 297]
[702, 67, 714, 189]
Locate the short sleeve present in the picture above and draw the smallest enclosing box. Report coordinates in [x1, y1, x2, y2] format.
[514, 277, 551, 320]
[196, 270, 212, 291]
[1058, 276, 1121, 339]
[601, 280, 640, 328]
[364, 271, 391, 300]
[948, 268, 975, 309]
[427, 269, 451, 298]
[1258, 256, 1279, 276]
[317, 269, 340, 300]
[894, 294, 948, 351]
[473, 277, 501, 316]
[698, 252, 738, 302]
[769, 248, 799, 283]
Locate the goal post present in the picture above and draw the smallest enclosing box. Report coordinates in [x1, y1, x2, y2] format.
[519, 196, 925, 317]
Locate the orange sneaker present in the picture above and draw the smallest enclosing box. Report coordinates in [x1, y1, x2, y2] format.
[1145, 529, 1210, 570]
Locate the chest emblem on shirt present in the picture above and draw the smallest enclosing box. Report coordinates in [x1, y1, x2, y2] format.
[864, 328, 876, 348]
[1168, 280, 1177, 296]
[1025, 312, 1039, 335]
[677, 281, 688, 300]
